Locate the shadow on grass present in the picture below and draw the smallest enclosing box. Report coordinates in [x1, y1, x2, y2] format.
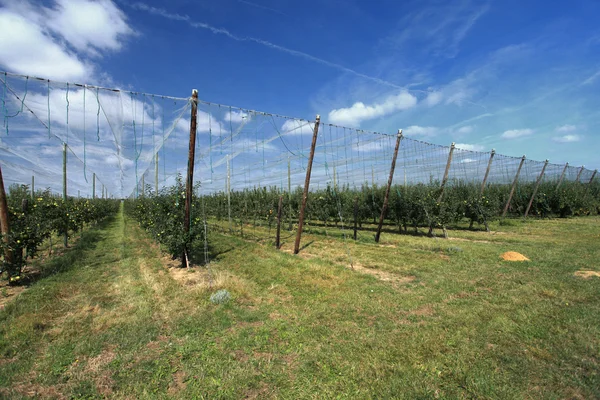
[19, 216, 117, 286]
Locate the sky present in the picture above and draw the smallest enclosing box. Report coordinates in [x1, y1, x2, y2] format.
[0, 0, 599, 195]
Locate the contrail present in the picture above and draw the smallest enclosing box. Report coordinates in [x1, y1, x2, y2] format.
[131, 3, 404, 90]
[237, 0, 288, 17]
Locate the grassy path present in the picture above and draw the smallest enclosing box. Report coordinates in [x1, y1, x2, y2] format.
[1, 207, 599, 398]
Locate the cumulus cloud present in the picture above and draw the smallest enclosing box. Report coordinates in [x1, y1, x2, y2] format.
[456, 125, 474, 134]
[328, 91, 417, 127]
[403, 125, 438, 137]
[455, 143, 484, 151]
[552, 134, 581, 143]
[281, 119, 314, 135]
[425, 91, 443, 106]
[556, 124, 577, 133]
[225, 110, 249, 124]
[0, 0, 134, 81]
[501, 128, 534, 139]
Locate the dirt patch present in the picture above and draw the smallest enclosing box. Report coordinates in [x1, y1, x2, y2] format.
[168, 369, 187, 395]
[351, 263, 415, 285]
[0, 284, 25, 311]
[408, 304, 434, 316]
[244, 382, 273, 399]
[501, 251, 530, 261]
[574, 270, 600, 279]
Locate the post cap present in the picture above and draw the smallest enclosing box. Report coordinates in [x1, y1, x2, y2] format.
[491, 149, 496, 154]
[397, 129, 403, 136]
[315, 114, 321, 121]
[192, 89, 198, 96]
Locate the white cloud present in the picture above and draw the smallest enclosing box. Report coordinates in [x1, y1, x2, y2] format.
[328, 91, 417, 127]
[224, 110, 249, 124]
[456, 125, 474, 134]
[404, 125, 438, 137]
[0, 0, 134, 81]
[0, 10, 89, 81]
[556, 124, 577, 133]
[281, 119, 314, 135]
[425, 91, 443, 106]
[553, 134, 581, 143]
[46, 0, 134, 56]
[455, 143, 484, 151]
[581, 70, 600, 86]
[501, 128, 534, 139]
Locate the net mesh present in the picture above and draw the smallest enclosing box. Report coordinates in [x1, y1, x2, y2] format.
[1, 70, 597, 214]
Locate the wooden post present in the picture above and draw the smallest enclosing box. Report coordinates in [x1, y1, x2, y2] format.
[155, 152, 159, 195]
[502, 155, 526, 218]
[288, 157, 292, 231]
[275, 195, 283, 249]
[585, 170, 597, 196]
[480, 149, 495, 195]
[183, 89, 198, 267]
[63, 143, 68, 247]
[0, 165, 13, 273]
[576, 166, 584, 183]
[375, 129, 403, 243]
[556, 163, 568, 190]
[92, 173, 96, 199]
[524, 159, 548, 218]
[227, 155, 232, 233]
[438, 143, 456, 203]
[353, 196, 358, 241]
[294, 115, 320, 254]
[31, 175, 34, 199]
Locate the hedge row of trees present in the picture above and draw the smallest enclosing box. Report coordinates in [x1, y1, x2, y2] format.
[1, 184, 120, 282]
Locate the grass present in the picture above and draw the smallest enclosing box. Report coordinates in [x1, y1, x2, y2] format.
[1, 207, 599, 399]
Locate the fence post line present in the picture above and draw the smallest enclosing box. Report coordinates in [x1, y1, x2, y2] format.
[576, 165, 584, 183]
[556, 162, 568, 190]
[288, 157, 292, 231]
[275, 195, 283, 249]
[155, 152, 159, 195]
[585, 169, 597, 196]
[524, 159, 549, 218]
[353, 196, 359, 241]
[480, 149, 495, 195]
[375, 129, 403, 243]
[183, 89, 198, 268]
[31, 175, 34, 199]
[438, 142, 456, 203]
[502, 155, 526, 218]
[294, 115, 320, 254]
[227, 154, 232, 233]
[63, 143, 68, 247]
[0, 165, 13, 275]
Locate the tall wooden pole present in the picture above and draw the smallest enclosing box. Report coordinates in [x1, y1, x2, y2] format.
[524, 159, 548, 218]
[288, 157, 292, 231]
[183, 89, 198, 267]
[275, 195, 283, 249]
[588, 170, 597, 184]
[294, 115, 320, 254]
[556, 163, 568, 190]
[227, 155, 232, 233]
[480, 149, 495, 195]
[63, 143, 68, 247]
[438, 143, 456, 203]
[375, 129, 403, 243]
[502, 155, 526, 218]
[155, 152, 159, 195]
[576, 166, 584, 183]
[0, 165, 13, 272]
[353, 196, 358, 241]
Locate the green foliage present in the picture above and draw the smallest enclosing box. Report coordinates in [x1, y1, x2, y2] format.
[124, 174, 204, 262]
[0, 184, 119, 281]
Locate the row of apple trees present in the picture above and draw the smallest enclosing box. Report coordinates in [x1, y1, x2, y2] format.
[200, 179, 600, 236]
[1, 184, 120, 283]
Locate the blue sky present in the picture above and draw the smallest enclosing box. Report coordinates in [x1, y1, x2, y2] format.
[0, 0, 599, 195]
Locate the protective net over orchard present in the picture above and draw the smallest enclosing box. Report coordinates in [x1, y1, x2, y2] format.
[2, 70, 599, 259]
[2, 71, 596, 199]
